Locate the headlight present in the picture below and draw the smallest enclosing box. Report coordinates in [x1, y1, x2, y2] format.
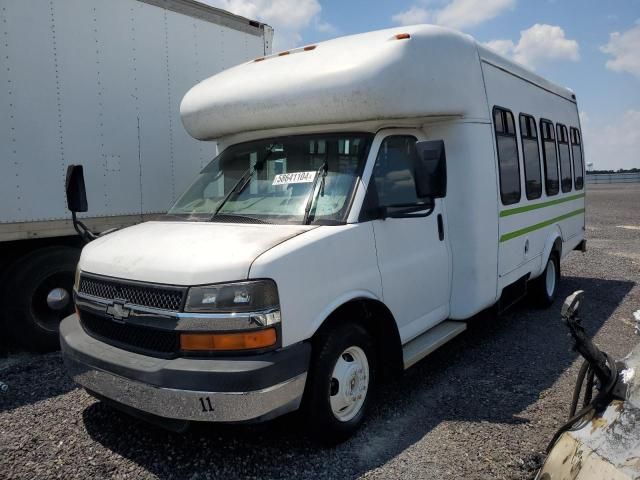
[185, 280, 279, 314]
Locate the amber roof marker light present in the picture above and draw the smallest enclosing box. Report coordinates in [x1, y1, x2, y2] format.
[303, 45, 317, 51]
[393, 33, 411, 40]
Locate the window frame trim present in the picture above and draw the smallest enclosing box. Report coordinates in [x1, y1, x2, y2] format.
[569, 126, 585, 191]
[492, 106, 522, 206]
[556, 122, 573, 193]
[518, 113, 543, 201]
[539, 117, 560, 197]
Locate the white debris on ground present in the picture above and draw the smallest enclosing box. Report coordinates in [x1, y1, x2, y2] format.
[634, 310, 640, 335]
[621, 368, 635, 384]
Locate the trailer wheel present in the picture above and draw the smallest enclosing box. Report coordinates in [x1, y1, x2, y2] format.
[302, 321, 377, 444]
[4, 246, 80, 352]
[530, 252, 560, 308]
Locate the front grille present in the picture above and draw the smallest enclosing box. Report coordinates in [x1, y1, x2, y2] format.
[79, 275, 185, 311]
[80, 311, 179, 356]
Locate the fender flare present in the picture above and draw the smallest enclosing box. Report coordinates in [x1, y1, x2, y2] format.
[305, 290, 383, 339]
[538, 227, 563, 279]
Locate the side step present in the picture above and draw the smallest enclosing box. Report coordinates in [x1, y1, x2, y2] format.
[402, 321, 467, 369]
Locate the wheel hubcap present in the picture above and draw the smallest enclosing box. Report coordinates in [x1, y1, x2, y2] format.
[33, 272, 75, 332]
[329, 346, 369, 422]
[545, 259, 556, 297]
[46, 288, 70, 311]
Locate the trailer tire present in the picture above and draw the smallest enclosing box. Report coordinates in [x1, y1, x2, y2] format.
[302, 321, 377, 444]
[530, 252, 560, 308]
[3, 246, 80, 352]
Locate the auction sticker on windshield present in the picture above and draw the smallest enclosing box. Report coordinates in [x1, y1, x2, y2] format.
[272, 171, 316, 186]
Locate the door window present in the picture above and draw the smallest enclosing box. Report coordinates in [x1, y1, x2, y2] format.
[370, 135, 420, 207]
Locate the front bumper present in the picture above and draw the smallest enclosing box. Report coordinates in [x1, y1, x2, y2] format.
[60, 314, 310, 423]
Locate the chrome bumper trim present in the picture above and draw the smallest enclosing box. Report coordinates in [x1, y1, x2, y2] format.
[65, 355, 307, 422]
[75, 292, 280, 331]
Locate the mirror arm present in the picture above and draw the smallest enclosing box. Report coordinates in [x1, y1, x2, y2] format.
[71, 211, 97, 244]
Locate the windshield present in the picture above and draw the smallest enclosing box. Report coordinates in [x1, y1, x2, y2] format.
[168, 133, 373, 224]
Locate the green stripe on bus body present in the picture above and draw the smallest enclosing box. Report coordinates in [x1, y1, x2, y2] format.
[499, 193, 585, 217]
[499, 208, 585, 242]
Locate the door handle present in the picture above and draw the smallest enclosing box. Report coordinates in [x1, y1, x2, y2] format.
[437, 214, 444, 241]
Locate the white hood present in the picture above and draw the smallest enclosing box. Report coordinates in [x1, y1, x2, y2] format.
[79, 221, 313, 286]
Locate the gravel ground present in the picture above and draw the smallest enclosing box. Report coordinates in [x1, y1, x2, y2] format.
[1, 184, 639, 480]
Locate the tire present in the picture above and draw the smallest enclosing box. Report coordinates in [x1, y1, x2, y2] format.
[302, 321, 377, 444]
[3, 246, 80, 352]
[530, 251, 560, 308]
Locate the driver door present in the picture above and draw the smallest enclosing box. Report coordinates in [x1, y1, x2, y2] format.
[364, 132, 451, 343]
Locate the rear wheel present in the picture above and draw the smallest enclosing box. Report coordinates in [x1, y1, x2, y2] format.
[3, 246, 80, 352]
[303, 322, 376, 444]
[530, 252, 560, 308]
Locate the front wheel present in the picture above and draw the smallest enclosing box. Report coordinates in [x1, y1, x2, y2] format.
[4, 246, 80, 352]
[302, 322, 376, 444]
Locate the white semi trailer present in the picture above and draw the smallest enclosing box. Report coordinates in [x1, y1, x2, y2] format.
[0, 0, 272, 351]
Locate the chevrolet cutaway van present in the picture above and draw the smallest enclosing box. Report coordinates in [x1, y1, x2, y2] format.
[61, 24, 586, 442]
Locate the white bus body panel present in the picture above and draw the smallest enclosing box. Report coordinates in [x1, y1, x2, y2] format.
[180, 25, 490, 140]
[248, 224, 383, 347]
[0, 0, 270, 238]
[479, 53, 585, 291]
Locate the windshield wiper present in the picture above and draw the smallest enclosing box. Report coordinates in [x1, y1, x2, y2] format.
[212, 147, 273, 218]
[302, 161, 328, 225]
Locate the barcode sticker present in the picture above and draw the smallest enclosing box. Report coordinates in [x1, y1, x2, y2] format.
[272, 171, 316, 186]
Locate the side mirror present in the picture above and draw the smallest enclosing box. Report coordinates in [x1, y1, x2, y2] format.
[65, 165, 88, 213]
[414, 140, 447, 199]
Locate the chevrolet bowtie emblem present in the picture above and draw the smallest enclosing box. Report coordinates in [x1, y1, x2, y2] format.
[106, 301, 130, 321]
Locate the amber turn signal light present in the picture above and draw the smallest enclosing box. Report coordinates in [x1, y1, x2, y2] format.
[180, 328, 277, 352]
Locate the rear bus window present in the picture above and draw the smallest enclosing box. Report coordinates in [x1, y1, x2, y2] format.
[540, 119, 559, 196]
[493, 107, 521, 205]
[570, 127, 584, 190]
[519, 114, 542, 200]
[556, 124, 573, 193]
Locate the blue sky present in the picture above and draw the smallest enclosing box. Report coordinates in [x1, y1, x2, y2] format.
[206, 0, 640, 170]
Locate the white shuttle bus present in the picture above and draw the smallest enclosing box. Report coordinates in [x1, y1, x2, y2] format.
[61, 25, 586, 442]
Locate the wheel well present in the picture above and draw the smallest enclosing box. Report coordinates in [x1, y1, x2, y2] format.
[312, 299, 403, 380]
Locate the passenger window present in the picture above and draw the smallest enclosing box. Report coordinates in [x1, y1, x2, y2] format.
[519, 114, 542, 200]
[556, 124, 573, 193]
[370, 136, 420, 207]
[493, 107, 521, 205]
[570, 127, 584, 190]
[540, 120, 559, 196]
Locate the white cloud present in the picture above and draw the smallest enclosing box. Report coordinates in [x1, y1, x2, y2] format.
[484, 24, 579, 69]
[392, 6, 430, 26]
[600, 23, 640, 78]
[483, 39, 515, 57]
[392, 0, 514, 30]
[582, 110, 640, 170]
[315, 19, 337, 34]
[202, 0, 333, 50]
